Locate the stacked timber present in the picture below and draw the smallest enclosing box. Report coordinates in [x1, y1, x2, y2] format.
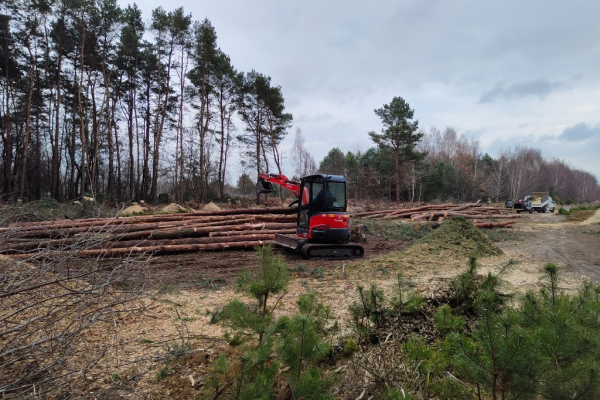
[0, 207, 297, 258]
[352, 202, 518, 228]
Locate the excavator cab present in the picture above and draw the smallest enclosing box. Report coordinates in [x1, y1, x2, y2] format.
[256, 171, 364, 258]
[296, 174, 350, 243]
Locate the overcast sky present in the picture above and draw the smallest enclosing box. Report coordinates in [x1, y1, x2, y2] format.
[125, 0, 600, 181]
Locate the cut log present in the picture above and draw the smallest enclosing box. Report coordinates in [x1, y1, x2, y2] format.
[351, 210, 397, 218]
[411, 212, 521, 221]
[8, 216, 258, 239]
[85, 233, 278, 250]
[209, 229, 296, 237]
[7, 213, 296, 235]
[113, 222, 295, 241]
[378, 206, 432, 219]
[10, 206, 298, 228]
[77, 240, 273, 257]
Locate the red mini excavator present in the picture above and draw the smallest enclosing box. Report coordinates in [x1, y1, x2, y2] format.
[256, 172, 364, 259]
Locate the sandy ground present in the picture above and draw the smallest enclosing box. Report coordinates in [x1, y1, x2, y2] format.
[38, 210, 600, 397]
[137, 210, 600, 338]
[480, 211, 600, 293]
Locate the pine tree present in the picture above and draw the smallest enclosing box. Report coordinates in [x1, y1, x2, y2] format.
[368, 96, 423, 202]
[519, 265, 600, 399]
[225, 245, 289, 344]
[237, 70, 292, 204]
[214, 246, 334, 400]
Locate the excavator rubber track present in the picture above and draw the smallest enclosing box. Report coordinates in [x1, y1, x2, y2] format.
[301, 243, 364, 259]
[273, 234, 364, 259]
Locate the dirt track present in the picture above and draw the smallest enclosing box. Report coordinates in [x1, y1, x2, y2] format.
[481, 211, 600, 292]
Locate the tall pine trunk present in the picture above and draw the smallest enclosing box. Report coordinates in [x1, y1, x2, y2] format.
[18, 45, 35, 201]
[77, 22, 87, 198]
[1, 16, 12, 197]
[395, 148, 400, 202]
[51, 50, 62, 199]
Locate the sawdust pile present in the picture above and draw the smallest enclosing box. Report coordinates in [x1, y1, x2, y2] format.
[580, 209, 600, 225]
[567, 209, 596, 222]
[359, 217, 502, 273]
[160, 202, 187, 213]
[201, 202, 221, 211]
[119, 202, 148, 215]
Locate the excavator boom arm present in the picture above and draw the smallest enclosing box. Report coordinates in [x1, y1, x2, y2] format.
[257, 173, 301, 196]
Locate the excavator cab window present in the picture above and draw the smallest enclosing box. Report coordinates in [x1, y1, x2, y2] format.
[309, 177, 346, 214]
[325, 181, 345, 209]
[298, 183, 310, 229]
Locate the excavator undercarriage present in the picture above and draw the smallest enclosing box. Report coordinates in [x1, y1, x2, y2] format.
[274, 234, 364, 259]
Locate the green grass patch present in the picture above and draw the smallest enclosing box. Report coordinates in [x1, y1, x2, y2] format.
[0, 198, 117, 226]
[155, 367, 171, 381]
[289, 264, 309, 273]
[558, 204, 600, 216]
[483, 228, 521, 242]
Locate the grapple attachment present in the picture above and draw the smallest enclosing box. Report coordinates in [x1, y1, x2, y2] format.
[256, 180, 275, 194]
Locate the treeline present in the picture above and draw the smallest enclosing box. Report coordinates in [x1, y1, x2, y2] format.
[1, 1, 598, 206]
[0, 0, 291, 204]
[315, 127, 600, 203]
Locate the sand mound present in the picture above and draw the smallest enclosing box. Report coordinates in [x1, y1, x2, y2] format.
[119, 203, 148, 215]
[201, 202, 221, 212]
[568, 210, 596, 222]
[580, 209, 600, 225]
[360, 217, 502, 273]
[161, 203, 187, 214]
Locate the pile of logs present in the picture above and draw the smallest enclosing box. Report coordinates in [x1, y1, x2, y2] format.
[1, 202, 518, 259]
[351, 202, 518, 229]
[1, 207, 297, 258]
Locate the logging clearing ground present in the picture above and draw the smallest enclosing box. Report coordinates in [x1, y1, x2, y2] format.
[99, 209, 600, 396]
[3, 204, 600, 398]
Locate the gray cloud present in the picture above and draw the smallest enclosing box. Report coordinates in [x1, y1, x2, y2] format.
[559, 122, 600, 142]
[479, 76, 581, 103]
[295, 113, 334, 124]
[127, 0, 600, 182]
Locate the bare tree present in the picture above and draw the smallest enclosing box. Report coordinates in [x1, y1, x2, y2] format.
[484, 151, 508, 202]
[290, 128, 316, 178]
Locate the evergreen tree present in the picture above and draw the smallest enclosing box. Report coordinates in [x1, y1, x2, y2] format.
[212, 50, 240, 200]
[237, 70, 292, 204]
[519, 265, 600, 399]
[318, 147, 345, 175]
[188, 17, 218, 203]
[225, 244, 289, 344]
[215, 246, 333, 400]
[368, 96, 423, 202]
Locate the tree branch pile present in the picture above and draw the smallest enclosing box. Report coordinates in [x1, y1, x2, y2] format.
[1, 207, 298, 258]
[0, 249, 150, 397]
[352, 202, 518, 228]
